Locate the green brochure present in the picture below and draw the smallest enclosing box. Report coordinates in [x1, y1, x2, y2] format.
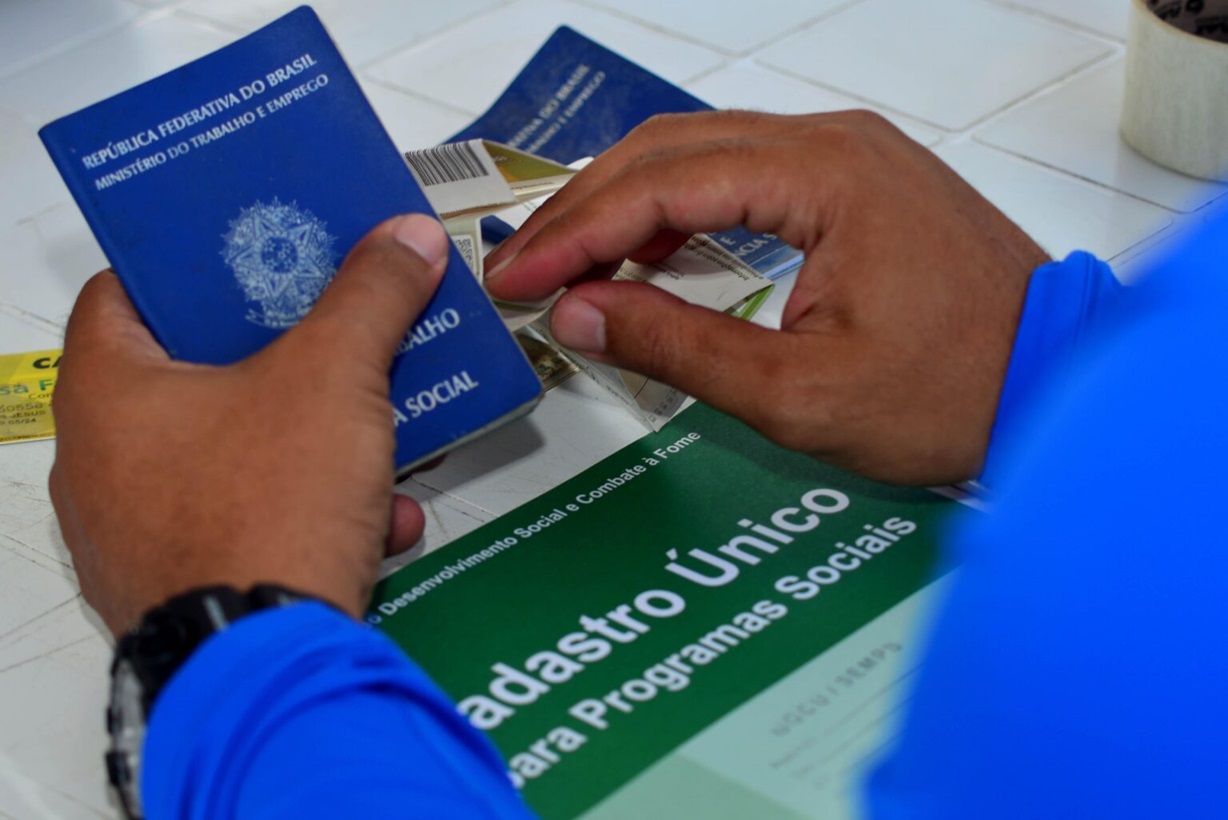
[369, 402, 963, 819]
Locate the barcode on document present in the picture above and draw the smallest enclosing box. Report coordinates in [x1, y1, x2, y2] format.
[406, 142, 490, 186]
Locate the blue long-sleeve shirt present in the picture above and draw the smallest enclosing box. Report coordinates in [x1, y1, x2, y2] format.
[143, 602, 532, 818]
[863, 211, 1228, 818]
[144, 207, 1228, 818]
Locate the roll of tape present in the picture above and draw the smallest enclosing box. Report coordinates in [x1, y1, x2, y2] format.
[1121, 0, 1228, 181]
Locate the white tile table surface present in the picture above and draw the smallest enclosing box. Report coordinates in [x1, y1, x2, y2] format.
[755, 0, 1113, 131]
[0, 1, 1223, 817]
[975, 58, 1228, 213]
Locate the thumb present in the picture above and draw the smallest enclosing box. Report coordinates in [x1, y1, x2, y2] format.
[550, 281, 790, 430]
[294, 213, 450, 370]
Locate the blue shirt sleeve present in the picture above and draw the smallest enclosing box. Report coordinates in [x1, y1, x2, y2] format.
[979, 250, 1123, 489]
[143, 601, 534, 819]
[865, 207, 1228, 818]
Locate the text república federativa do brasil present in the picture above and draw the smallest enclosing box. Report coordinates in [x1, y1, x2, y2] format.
[85, 53, 324, 189]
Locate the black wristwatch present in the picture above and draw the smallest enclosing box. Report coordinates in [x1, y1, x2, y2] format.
[106, 584, 315, 820]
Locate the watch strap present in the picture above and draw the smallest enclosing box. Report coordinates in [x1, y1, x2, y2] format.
[115, 584, 316, 714]
[107, 584, 319, 820]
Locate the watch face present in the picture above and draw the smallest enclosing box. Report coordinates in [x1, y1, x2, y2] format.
[108, 657, 147, 819]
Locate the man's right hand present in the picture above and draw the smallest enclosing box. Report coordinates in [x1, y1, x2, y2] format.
[485, 110, 1049, 485]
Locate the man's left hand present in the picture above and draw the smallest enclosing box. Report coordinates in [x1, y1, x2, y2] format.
[50, 214, 450, 635]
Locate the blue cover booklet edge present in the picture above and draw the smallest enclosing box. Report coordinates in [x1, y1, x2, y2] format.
[38, 6, 543, 475]
[451, 26, 803, 281]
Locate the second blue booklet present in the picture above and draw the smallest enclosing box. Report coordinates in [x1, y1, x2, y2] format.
[452, 26, 803, 281]
[39, 6, 542, 474]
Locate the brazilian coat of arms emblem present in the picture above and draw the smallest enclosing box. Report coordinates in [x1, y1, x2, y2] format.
[221, 199, 338, 328]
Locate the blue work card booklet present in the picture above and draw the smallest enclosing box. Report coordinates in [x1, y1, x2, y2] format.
[452, 26, 802, 281]
[39, 6, 542, 474]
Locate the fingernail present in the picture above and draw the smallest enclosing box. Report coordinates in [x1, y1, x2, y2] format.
[551, 294, 607, 354]
[484, 253, 515, 284]
[393, 214, 449, 269]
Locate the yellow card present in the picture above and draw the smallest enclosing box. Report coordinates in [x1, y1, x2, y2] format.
[0, 349, 60, 444]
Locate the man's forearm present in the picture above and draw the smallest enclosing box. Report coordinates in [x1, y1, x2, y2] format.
[981, 251, 1125, 488]
[144, 602, 532, 818]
